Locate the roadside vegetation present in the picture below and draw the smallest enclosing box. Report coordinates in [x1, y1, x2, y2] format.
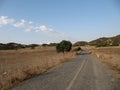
[87, 35, 120, 77]
[0, 34, 120, 90]
[0, 41, 76, 90]
[56, 40, 72, 53]
[72, 47, 82, 55]
[89, 46, 120, 78]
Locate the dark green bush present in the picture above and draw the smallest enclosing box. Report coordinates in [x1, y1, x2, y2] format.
[56, 40, 72, 53]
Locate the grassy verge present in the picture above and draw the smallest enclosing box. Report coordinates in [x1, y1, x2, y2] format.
[0, 46, 75, 90]
[89, 46, 120, 78]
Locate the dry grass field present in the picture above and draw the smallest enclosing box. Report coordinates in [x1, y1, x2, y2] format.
[0, 46, 75, 90]
[89, 46, 120, 78]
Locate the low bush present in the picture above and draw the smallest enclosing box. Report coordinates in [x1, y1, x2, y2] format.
[73, 47, 82, 51]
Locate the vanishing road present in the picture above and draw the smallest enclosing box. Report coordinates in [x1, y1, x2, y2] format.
[11, 50, 120, 90]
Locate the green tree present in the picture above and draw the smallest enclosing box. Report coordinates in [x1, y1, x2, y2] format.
[56, 43, 63, 53]
[56, 40, 72, 53]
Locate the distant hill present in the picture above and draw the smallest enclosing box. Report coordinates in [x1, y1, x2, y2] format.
[89, 35, 120, 47]
[73, 41, 88, 46]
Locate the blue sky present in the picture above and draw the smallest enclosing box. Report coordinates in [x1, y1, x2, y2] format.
[0, 0, 120, 44]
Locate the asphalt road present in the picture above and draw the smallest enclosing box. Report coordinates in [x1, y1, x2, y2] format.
[11, 50, 120, 90]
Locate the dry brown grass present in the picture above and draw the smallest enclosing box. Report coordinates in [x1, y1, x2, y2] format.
[89, 46, 120, 78]
[0, 46, 75, 90]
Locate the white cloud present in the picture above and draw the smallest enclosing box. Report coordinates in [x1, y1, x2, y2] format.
[39, 25, 47, 31]
[25, 26, 34, 32]
[29, 21, 33, 24]
[34, 25, 49, 32]
[0, 16, 66, 38]
[13, 19, 25, 28]
[49, 28, 54, 32]
[0, 16, 14, 27]
[34, 26, 41, 32]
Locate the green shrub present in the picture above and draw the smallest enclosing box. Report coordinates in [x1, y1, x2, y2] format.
[56, 40, 72, 53]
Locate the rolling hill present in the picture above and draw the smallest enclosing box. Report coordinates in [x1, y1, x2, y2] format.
[73, 35, 120, 47]
[89, 35, 120, 47]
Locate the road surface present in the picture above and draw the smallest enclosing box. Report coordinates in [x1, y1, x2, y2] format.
[11, 50, 120, 90]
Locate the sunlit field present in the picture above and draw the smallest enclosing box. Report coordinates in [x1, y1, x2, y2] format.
[89, 46, 120, 78]
[0, 46, 75, 90]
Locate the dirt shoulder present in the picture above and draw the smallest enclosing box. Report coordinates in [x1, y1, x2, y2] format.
[88, 46, 120, 78]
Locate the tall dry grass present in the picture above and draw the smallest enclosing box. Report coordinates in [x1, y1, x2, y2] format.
[0, 46, 75, 90]
[89, 46, 120, 78]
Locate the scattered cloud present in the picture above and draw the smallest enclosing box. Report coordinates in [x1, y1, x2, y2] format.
[0, 15, 66, 37]
[34, 25, 55, 32]
[0, 16, 14, 27]
[39, 25, 47, 31]
[13, 19, 25, 28]
[25, 26, 34, 32]
[33, 25, 49, 32]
